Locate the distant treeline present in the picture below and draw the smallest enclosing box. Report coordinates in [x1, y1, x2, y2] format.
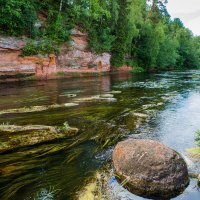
[1, 0, 200, 70]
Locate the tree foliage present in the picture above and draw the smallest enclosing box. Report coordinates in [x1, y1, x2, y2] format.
[0, 0, 37, 36]
[1, 0, 200, 69]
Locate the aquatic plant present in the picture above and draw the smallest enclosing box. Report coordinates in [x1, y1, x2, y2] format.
[76, 165, 112, 200]
[34, 187, 61, 200]
[192, 74, 200, 78]
[196, 130, 200, 146]
[131, 67, 145, 73]
[187, 130, 200, 157]
[56, 71, 66, 76]
[0, 105, 62, 115]
[62, 121, 70, 130]
[0, 122, 11, 126]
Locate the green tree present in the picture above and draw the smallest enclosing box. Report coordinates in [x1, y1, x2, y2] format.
[157, 36, 179, 69]
[1, 0, 200, 70]
[110, 0, 129, 67]
[0, 0, 37, 36]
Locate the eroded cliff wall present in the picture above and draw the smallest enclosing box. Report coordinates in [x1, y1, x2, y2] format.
[0, 28, 111, 80]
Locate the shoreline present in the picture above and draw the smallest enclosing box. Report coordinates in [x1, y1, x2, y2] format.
[0, 68, 198, 83]
[0, 67, 133, 83]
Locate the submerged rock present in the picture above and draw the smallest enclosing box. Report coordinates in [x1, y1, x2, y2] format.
[77, 180, 97, 200]
[0, 125, 78, 153]
[0, 105, 62, 115]
[64, 103, 79, 107]
[0, 103, 80, 115]
[187, 147, 200, 158]
[132, 112, 149, 118]
[63, 94, 77, 98]
[100, 94, 114, 98]
[75, 95, 117, 103]
[189, 173, 200, 188]
[77, 170, 112, 200]
[142, 102, 164, 110]
[107, 90, 121, 94]
[112, 139, 189, 199]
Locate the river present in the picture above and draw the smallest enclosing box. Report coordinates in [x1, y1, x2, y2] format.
[0, 71, 200, 200]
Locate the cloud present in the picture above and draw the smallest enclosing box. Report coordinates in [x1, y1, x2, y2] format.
[167, 0, 200, 35]
[174, 10, 200, 23]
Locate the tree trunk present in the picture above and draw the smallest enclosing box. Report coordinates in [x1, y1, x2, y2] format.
[59, 0, 63, 12]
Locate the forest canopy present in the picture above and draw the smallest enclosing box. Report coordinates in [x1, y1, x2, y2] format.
[0, 0, 200, 70]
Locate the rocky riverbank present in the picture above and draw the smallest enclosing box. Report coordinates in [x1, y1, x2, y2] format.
[0, 29, 132, 82]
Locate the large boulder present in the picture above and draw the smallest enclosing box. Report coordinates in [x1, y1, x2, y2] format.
[112, 139, 189, 199]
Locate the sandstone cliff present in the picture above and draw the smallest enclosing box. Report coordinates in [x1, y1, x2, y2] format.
[0, 28, 111, 80]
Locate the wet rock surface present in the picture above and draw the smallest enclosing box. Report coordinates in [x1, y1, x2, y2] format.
[0, 103, 79, 115]
[0, 105, 61, 115]
[112, 139, 189, 199]
[0, 125, 78, 153]
[75, 94, 117, 103]
[187, 147, 200, 158]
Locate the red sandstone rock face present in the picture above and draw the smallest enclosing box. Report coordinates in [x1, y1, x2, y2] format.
[57, 28, 111, 72]
[112, 139, 189, 199]
[0, 29, 111, 79]
[0, 49, 55, 79]
[0, 37, 35, 75]
[0, 37, 36, 76]
[0, 48, 36, 75]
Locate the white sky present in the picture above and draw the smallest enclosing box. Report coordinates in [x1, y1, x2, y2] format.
[167, 0, 200, 35]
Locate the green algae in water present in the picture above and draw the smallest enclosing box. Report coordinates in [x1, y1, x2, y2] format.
[187, 148, 200, 157]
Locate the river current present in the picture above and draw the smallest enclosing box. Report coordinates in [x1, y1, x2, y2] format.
[0, 71, 200, 200]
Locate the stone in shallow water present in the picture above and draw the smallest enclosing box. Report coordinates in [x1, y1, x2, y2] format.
[132, 112, 149, 118]
[75, 95, 117, 103]
[142, 102, 164, 109]
[62, 94, 77, 98]
[187, 147, 200, 158]
[0, 105, 62, 115]
[100, 94, 114, 98]
[0, 125, 79, 153]
[64, 103, 79, 107]
[112, 139, 189, 199]
[108, 90, 122, 94]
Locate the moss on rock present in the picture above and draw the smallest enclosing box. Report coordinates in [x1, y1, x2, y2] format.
[0, 124, 78, 153]
[187, 147, 200, 157]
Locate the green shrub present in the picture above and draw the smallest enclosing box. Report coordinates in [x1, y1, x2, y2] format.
[196, 130, 200, 146]
[22, 40, 60, 56]
[62, 122, 70, 130]
[0, 0, 37, 36]
[42, 14, 70, 43]
[126, 60, 138, 67]
[56, 71, 66, 76]
[89, 27, 115, 53]
[131, 67, 145, 73]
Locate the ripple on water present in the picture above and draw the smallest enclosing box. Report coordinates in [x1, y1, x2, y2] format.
[114, 79, 176, 89]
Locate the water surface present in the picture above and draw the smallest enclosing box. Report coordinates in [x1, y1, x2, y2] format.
[0, 71, 200, 200]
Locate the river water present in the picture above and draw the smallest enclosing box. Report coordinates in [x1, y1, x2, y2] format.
[0, 71, 200, 200]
